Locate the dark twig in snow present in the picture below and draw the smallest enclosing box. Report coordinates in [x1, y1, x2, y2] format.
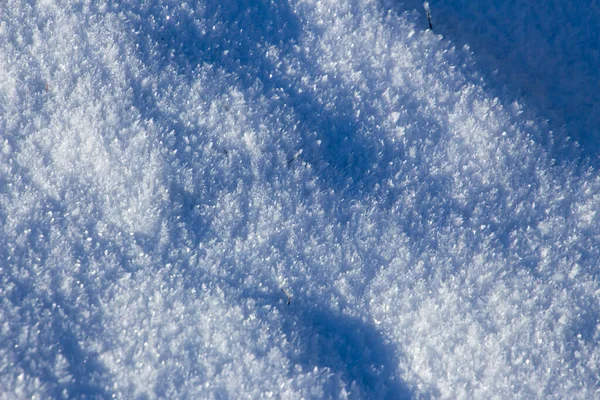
[281, 288, 291, 305]
[287, 149, 303, 166]
[424, 2, 433, 30]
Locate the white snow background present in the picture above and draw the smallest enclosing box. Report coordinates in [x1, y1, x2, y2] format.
[1, 0, 599, 398]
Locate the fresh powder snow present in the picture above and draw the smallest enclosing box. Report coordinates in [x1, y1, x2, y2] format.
[1, 0, 599, 398]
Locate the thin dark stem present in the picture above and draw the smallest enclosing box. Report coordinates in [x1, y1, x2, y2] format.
[424, 2, 433, 30]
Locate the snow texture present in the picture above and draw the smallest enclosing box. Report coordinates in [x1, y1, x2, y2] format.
[0, 0, 599, 398]
[413, 0, 600, 161]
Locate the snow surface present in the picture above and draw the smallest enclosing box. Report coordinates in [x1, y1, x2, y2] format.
[414, 0, 600, 160]
[1, 0, 599, 398]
